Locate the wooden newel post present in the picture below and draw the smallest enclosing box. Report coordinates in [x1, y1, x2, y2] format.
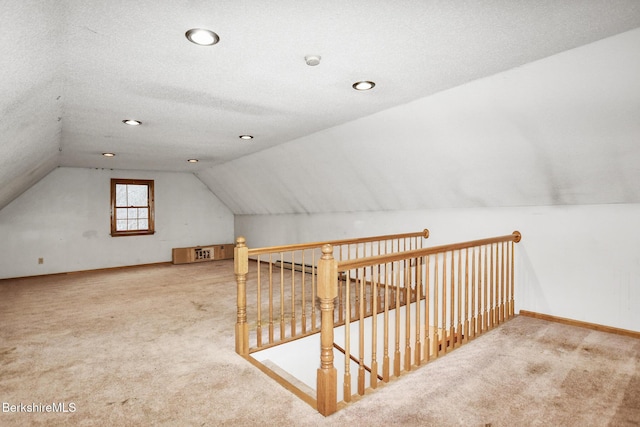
[235, 236, 249, 357]
[316, 244, 338, 416]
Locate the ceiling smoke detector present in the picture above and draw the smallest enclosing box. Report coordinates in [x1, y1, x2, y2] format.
[304, 55, 321, 66]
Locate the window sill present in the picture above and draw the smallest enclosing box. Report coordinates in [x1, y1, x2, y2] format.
[110, 231, 156, 237]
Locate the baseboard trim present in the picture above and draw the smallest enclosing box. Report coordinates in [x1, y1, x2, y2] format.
[0, 261, 173, 282]
[245, 355, 317, 410]
[519, 310, 640, 339]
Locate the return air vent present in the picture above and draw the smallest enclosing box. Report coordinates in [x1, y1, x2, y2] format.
[172, 244, 234, 264]
[194, 247, 212, 261]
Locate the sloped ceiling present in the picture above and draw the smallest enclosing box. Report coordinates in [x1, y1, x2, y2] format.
[197, 28, 640, 214]
[0, 2, 64, 210]
[1, 1, 640, 213]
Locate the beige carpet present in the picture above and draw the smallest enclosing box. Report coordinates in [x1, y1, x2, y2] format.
[1, 261, 638, 426]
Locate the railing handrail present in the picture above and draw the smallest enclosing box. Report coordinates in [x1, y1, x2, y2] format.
[246, 229, 430, 256]
[337, 231, 521, 271]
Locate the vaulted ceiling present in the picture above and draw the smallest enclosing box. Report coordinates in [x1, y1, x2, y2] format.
[2, 1, 640, 213]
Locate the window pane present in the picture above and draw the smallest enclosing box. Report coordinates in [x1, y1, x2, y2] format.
[116, 208, 128, 220]
[128, 185, 148, 206]
[111, 179, 154, 236]
[116, 184, 128, 206]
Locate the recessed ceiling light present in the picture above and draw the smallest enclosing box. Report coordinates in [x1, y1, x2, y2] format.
[102, 152, 115, 157]
[185, 28, 220, 46]
[122, 119, 141, 126]
[187, 159, 199, 163]
[239, 135, 254, 140]
[352, 81, 376, 91]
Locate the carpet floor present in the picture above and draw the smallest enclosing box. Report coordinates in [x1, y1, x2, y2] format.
[1, 261, 638, 426]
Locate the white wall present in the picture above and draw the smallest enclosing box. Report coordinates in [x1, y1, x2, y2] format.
[0, 167, 234, 279]
[235, 203, 640, 332]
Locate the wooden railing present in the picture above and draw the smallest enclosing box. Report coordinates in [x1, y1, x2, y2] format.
[234, 229, 430, 357]
[316, 231, 522, 415]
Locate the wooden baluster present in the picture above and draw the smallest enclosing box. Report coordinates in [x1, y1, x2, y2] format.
[404, 260, 412, 372]
[471, 247, 476, 340]
[379, 265, 385, 313]
[456, 249, 462, 347]
[510, 239, 515, 318]
[301, 251, 307, 334]
[493, 243, 500, 326]
[383, 262, 390, 382]
[489, 244, 494, 330]
[433, 254, 439, 358]
[256, 254, 262, 348]
[234, 237, 249, 357]
[483, 245, 489, 333]
[367, 265, 372, 316]
[496, 243, 501, 324]
[280, 252, 285, 340]
[504, 242, 509, 319]
[352, 268, 358, 322]
[424, 255, 430, 362]
[496, 243, 500, 325]
[415, 256, 422, 366]
[269, 254, 274, 343]
[497, 243, 502, 325]
[501, 242, 506, 323]
[317, 245, 337, 416]
[495, 243, 500, 326]
[312, 250, 317, 331]
[394, 261, 401, 377]
[464, 247, 469, 344]
[507, 240, 512, 318]
[338, 247, 344, 323]
[476, 248, 482, 336]
[449, 251, 455, 350]
[291, 251, 296, 337]
[492, 243, 500, 327]
[371, 265, 379, 389]
[442, 252, 447, 355]
[358, 268, 366, 395]
[344, 267, 351, 402]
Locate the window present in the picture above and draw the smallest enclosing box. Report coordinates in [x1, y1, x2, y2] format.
[110, 179, 155, 236]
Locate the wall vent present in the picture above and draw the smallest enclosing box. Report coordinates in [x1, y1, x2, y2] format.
[172, 244, 234, 264]
[194, 247, 212, 261]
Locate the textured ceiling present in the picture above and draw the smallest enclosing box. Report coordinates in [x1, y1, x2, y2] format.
[1, 1, 640, 212]
[198, 27, 640, 214]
